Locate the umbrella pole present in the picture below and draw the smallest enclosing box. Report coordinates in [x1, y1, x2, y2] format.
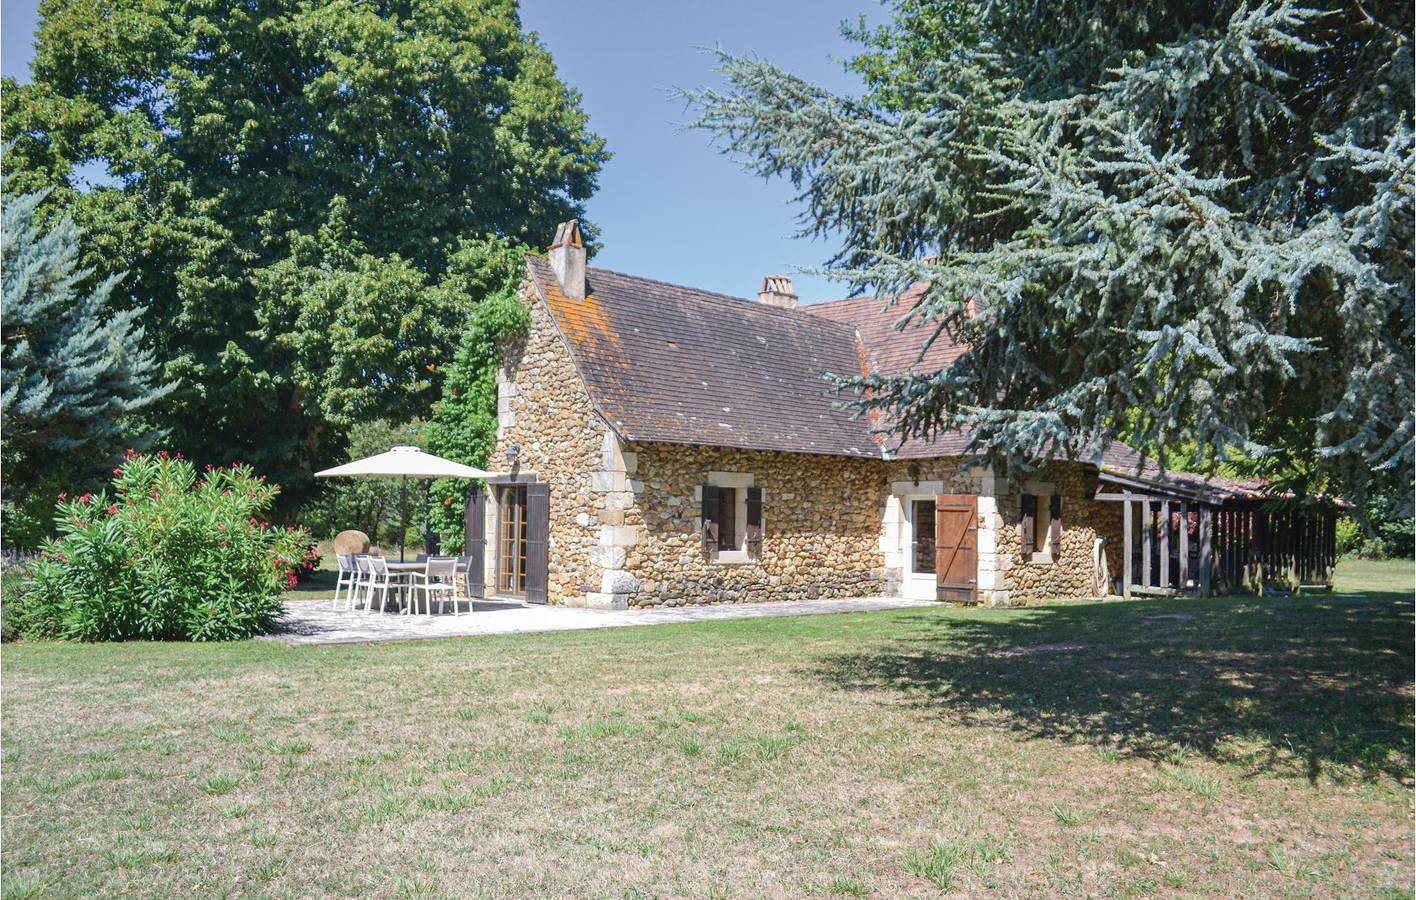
[399, 474, 408, 563]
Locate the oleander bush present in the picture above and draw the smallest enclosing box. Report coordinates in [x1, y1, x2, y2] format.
[19, 452, 314, 641]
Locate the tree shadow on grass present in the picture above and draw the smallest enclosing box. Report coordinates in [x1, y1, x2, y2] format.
[814, 593, 1414, 784]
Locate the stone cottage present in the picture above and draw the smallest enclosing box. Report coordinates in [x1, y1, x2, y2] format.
[464, 220, 1322, 609]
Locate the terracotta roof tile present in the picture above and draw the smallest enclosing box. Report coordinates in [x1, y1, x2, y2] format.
[806, 285, 964, 376]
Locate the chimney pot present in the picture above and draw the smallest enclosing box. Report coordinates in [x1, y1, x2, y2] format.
[548, 220, 586, 300]
[757, 274, 797, 310]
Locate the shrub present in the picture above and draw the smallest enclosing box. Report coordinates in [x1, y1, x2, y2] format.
[20, 451, 313, 641]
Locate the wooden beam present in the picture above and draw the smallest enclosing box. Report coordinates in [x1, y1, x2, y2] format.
[1123, 498, 1133, 600]
[1160, 500, 1171, 590]
[1141, 500, 1152, 589]
[1178, 501, 1189, 591]
[1199, 506, 1213, 596]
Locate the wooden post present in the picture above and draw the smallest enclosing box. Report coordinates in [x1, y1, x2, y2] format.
[1123, 497, 1133, 599]
[1141, 500, 1152, 589]
[1178, 501, 1189, 591]
[1159, 500, 1171, 590]
[1199, 505, 1213, 596]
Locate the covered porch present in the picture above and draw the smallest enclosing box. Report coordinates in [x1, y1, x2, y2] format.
[1096, 470, 1339, 598]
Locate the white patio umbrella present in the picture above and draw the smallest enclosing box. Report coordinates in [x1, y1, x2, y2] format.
[316, 446, 497, 561]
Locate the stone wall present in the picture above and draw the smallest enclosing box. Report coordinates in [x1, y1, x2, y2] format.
[988, 462, 1124, 604]
[621, 443, 887, 607]
[491, 279, 610, 603]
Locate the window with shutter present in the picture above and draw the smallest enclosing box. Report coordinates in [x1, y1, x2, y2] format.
[701, 474, 760, 564]
[1020, 492, 1035, 551]
[717, 487, 737, 550]
[1049, 494, 1063, 552]
[1021, 486, 1062, 563]
[745, 486, 763, 560]
[700, 484, 719, 555]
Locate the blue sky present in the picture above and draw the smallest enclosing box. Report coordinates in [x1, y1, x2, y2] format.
[2, 0, 885, 304]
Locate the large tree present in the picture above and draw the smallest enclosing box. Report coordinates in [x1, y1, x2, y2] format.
[2, 187, 173, 543]
[684, 0, 1413, 518]
[2, 0, 606, 507]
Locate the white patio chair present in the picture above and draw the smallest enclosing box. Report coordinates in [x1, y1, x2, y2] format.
[352, 554, 374, 611]
[409, 556, 460, 614]
[452, 554, 472, 598]
[332, 553, 358, 611]
[362, 555, 406, 615]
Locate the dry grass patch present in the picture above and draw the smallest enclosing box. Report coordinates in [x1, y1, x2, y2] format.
[2, 559, 1411, 897]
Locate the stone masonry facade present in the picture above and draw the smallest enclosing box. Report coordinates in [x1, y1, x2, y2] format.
[492, 282, 1124, 608]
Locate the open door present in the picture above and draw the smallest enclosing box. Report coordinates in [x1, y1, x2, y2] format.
[524, 482, 550, 604]
[935, 494, 978, 603]
[464, 484, 485, 599]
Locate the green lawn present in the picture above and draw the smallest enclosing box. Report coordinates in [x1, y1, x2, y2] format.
[3, 560, 1411, 897]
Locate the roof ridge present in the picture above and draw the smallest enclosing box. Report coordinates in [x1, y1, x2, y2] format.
[527, 254, 861, 340]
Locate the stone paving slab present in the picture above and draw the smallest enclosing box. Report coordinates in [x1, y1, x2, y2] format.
[264, 596, 935, 646]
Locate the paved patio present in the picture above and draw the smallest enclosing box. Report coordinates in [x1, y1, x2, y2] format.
[265, 596, 934, 645]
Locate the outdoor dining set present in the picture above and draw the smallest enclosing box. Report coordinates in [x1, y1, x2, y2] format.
[313, 445, 504, 617]
[331, 552, 474, 615]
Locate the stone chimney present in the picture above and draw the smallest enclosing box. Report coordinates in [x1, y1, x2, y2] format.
[548, 220, 586, 300]
[757, 275, 797, 310]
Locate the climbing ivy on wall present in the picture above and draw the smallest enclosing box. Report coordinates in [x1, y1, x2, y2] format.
[423, 237, 530, 550]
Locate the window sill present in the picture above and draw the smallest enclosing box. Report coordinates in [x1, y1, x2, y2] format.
[710, 550, 759, 567]
[1027, 551, 1055, 565]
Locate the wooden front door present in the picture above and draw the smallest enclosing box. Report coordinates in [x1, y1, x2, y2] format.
[934, 494, 978, 603]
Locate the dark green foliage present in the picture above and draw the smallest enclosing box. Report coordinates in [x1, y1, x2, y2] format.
[20, 453, 313, 641]
[684, 0, 1413, 520]
[423, 237, 530, 549]
[1, 187, 173, 544]
[1, 0, 607, 510]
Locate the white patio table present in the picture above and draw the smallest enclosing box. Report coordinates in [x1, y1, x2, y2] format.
[383, 561, 423, 612]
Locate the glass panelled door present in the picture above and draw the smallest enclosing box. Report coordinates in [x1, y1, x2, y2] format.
[912, 499, 938, 576]
[497, 485, 529, 596]
[903, 497, 939, 600]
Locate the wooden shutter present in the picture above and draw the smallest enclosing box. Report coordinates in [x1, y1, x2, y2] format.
[463, 484, 486, 599]
[525, 482, 550, 604]
[935, 495, 978, 603]
[1019, 492, 1035, 551]
[745, 486, 763, 560]
[1049, 494, 1062, 552]
[700, 484, 719, 555]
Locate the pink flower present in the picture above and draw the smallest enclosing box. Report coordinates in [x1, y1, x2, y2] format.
[287, 573, 298, 587]
[124, 448, 138, 460]
[175, 451, 184, 460]
[107, 504, 119, 515]
[205, 463, 215, 472]
[57, 491, 67, 501]
[78, 492, 92, 505]
[159, 450, 169, 459]
[113, 467, 123, 476]
[218, 522, 227, 531]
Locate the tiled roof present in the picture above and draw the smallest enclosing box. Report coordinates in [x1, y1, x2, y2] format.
[806, 285, 965, 376]
[525, 257, 1277, 500]
[526, 255, 881, 457]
